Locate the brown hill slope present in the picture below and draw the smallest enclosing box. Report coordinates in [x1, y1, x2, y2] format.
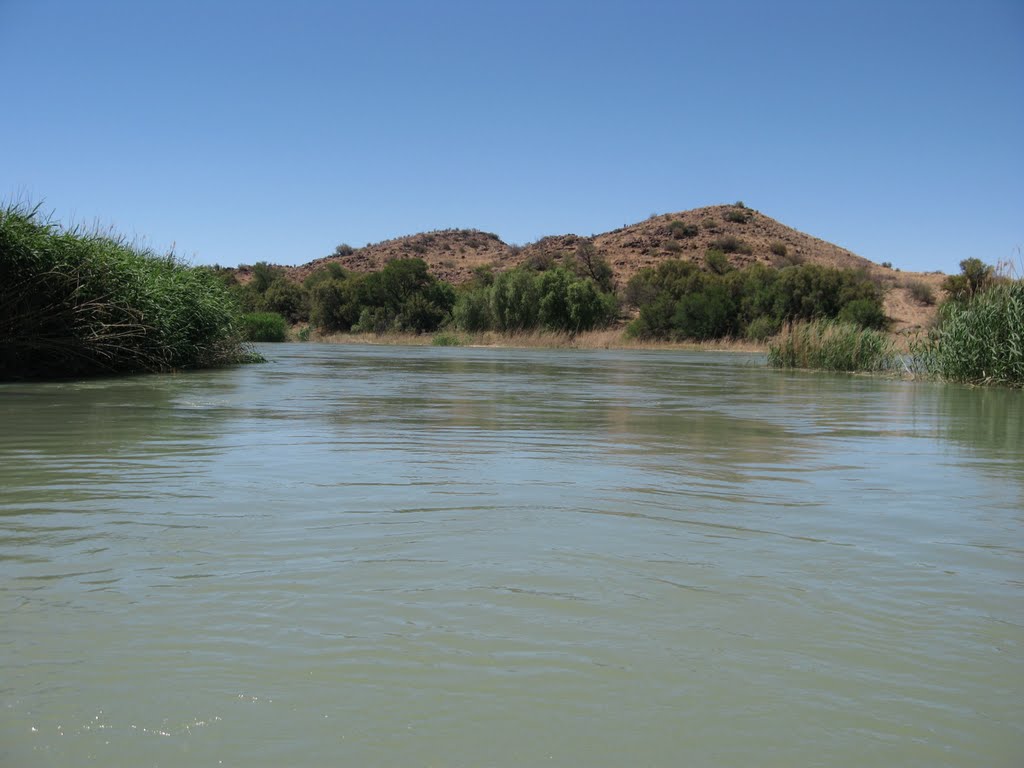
[240, 204, 945, 333]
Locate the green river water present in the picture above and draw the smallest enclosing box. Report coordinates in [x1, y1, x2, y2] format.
[1, 344, 1021, 766]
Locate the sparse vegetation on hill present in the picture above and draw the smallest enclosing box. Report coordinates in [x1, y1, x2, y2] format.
[0, 204, 253, 380]
[230, 202, 947, 337]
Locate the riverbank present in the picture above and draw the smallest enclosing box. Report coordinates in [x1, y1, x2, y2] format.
[302, 327, 769, 353]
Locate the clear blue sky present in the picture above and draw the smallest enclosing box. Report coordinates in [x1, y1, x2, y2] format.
[2, 0, 1021, 273]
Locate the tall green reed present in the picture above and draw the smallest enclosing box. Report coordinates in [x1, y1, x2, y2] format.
[1, 203, 255, 379]
[768, 320, 898, 372]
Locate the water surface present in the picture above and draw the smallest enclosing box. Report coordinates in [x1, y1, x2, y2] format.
[2, 344, 1022, 766]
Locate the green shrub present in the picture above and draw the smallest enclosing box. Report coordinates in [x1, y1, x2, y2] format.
[304, 262, 347, 289]
[309, 277, 363, 331]
[768, 321, 897, 372]
[906, 280, 936, 305]
[769, 241, 788, 258]
[672, 284, 736, 340]
[452, 287, 493, 331]
[260, 278, 309, 323]
[240, 312, 288, 342]
[490, 269, 540, 331]
[943, 258, 994, 301]
[838, 297, 888, 329]
[0, 204, 252, 379]
[704, 249, 732, 275]
[724, 209, 749, 224]
[352, 306, 396, 334]
[745, 315, 781, 341]
[668, 220, 698, 239]
[711, 235, 752, 254]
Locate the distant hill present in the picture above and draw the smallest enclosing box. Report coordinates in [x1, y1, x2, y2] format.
[237, 204, 946, 333]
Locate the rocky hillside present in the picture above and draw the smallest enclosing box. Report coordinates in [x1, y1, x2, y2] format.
[238, 204, 946, 333]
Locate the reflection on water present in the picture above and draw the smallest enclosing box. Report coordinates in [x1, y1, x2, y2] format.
[1, 344, 1022, 767]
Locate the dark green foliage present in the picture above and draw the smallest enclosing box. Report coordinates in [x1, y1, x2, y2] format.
[309, 277, 365, 331]
[0, 204, 251, 379]
[251, 261, 285, 293]
[770, 265, 882, 325]
[333, 243, 355, 257]
[704, 249, 732, 275]
[260, 279, 308, 323]
[490, 269, 541, 331]
[838, 298, 887, 329]
[304, 262, 347, 289]
[471, 264, 495, 287]
[626, 259, 886, 341]
[724, 209, 749, 224]
[769, 241, 788, 258]
[307, 258, 453, 334]
[352, 306, 396, 334]
[672, 283, 736, 339]
[240, 312, 288, 342]
[452, 287, 493, 331]
[452, 266, 616, 334]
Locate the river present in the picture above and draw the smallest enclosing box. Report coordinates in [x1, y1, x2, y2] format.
[1, 344, 1021, 766]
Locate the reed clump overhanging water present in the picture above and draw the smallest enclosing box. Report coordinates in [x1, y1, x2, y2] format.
[0, 204, 257, 380]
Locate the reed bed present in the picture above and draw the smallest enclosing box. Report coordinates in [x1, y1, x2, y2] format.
[768, 320, 898, 372]
[911, 280, 1023, 387]
[0, 204, 254, 380]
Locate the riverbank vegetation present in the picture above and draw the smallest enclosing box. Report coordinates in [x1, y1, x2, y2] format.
[910, 265, 1022, 386]
[624, 259, 886, 341]
[768, 259, 1022, 387]
[0, 204, 255, 380]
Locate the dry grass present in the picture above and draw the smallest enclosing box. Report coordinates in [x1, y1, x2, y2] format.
[301, 326, 767, 352]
